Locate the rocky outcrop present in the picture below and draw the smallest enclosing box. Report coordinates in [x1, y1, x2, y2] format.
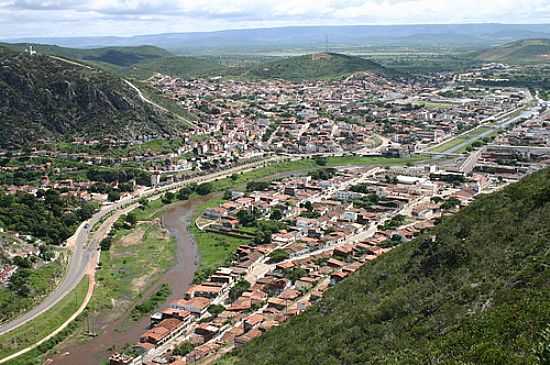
[0, 49, 188, 148]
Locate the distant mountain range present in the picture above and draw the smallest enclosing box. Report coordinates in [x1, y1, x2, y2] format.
[4, 24, 550, 55]
[475, 39, 550, 64]
[0, 46, 188, 148]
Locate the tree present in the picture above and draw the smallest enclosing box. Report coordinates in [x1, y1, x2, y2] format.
[173, 341, 194, 357]
[231, 174, 239, 181]
[285, 267, 308, 283]
[314, 156, 328, 166]
[442, 198, 461, 210]
[13, 256, 32, 269]
[162, 192, 175, 204]
[100, 236, 113, 251]
[196, 182, 213, 196]
[237, 209, 256, 227]
[229, 279, 251, 302]
[119, 182, 135, 193]
[255, 230, 272, 245]
[269, 249, 290, 263]
[246, 181, 271, 192]
[139, 198, 149, 210]
[125, 213, 137, 227]
[178, 187, 192, 201]
[224, 190, 233, 200]
[108, 190, 121, 202]
[270, 209, 283, 221]
[208, 304, 225, 317]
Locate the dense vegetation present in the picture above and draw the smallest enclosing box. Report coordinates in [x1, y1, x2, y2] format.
[225, 169, 550, 365]
[0, 47, 188, 148]
[241, 53, 394, 81]
[0, 260, 63, 322]
[126, 56, 225, 79]
[0, 189, 96, 245]
[0, 43, 171, 68]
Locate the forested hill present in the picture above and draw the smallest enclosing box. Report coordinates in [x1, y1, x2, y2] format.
[0, 43, 171, 68]
[224, 169, 550, 365]
[475, 39, 550, 64]
[0, 47, 189, 148]
[242, 53, 394, 81]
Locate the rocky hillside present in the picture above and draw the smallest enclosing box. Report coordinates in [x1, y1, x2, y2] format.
[0, 47, 189, 148]
[223, 168, 550, 365]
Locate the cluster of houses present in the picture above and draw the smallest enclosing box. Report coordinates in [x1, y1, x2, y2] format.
[149, 73, 527, 159]
[0, 230, 52, 285]
[109, 164, 494, 365]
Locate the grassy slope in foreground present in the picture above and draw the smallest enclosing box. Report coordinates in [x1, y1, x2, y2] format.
[224, 168, 550, 365]
[0, 278, 89, 362]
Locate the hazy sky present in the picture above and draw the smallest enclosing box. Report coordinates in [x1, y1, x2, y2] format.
[1, 0, 549, 38]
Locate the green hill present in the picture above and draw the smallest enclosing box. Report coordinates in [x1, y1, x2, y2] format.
[0, 47, 189, 148]
[241, 53, 394, 80]
[476, 39, 550, 64]
[0, 43, 171, 68]
[125, 56, 226, 79]
[224, 169, 550, 365]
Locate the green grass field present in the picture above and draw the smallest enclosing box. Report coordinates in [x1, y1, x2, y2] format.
[430, 127, 493, 153]
[0, 278, 89, 361]
[133, 198, 167, 221]
[88, 223, 176, 315]
[189, 198, 248, 273]
[211, 156, 425, 192]
[414, 101, 454, 110]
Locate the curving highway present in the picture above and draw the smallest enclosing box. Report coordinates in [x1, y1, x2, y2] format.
[0, 155, 287, 337]
[0, 207, 111, 336]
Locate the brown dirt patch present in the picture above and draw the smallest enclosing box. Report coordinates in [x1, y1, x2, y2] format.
[118, 228, 145, 247]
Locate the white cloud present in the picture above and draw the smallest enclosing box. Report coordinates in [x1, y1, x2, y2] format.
[0, 0, 550, 37]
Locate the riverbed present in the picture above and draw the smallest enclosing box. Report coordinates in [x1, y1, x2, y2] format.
[48, 198, 204, 365]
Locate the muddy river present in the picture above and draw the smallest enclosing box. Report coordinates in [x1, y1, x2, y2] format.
[48, 198, 204, 365]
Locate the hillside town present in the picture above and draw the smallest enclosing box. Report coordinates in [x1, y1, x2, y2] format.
[107, 155, 536, 365]
[1, 55, 549, 365]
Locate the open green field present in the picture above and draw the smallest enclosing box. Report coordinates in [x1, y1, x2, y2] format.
[211, 156, 425, 192]
[190, 198, 249, 274]
[429, 127, 493, 153]
[414, 101, 454, 110]
[88, 223, 176, 316]
[0, 278, 89, 362]
[133, 198, 167, 221]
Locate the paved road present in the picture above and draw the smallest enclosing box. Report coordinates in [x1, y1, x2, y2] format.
[122, 79, 198, 129]
[48, 55, 198, 129]
[0, 209, 109, 336]
[0, 156, 286, 336]
[444, 109, 535, 155]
